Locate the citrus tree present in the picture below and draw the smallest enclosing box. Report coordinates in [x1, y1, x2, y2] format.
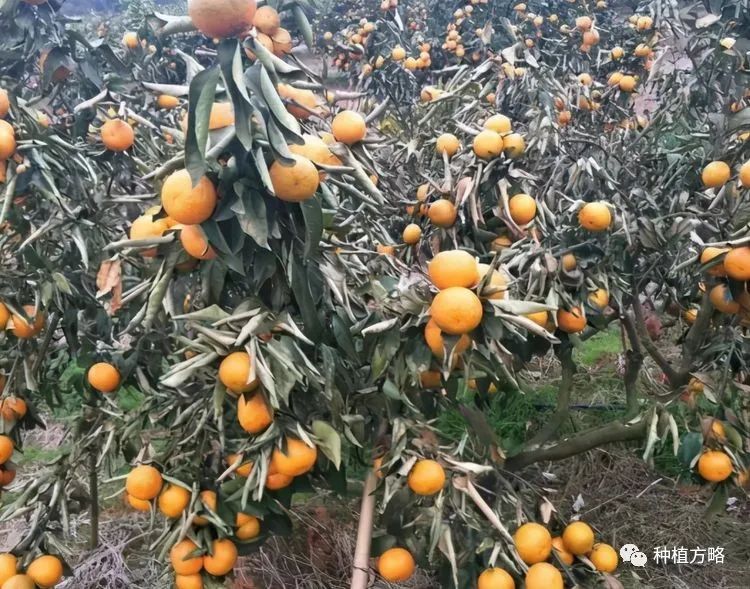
[0, 0, 749, 588]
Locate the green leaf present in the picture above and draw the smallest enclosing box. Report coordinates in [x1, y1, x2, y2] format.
[292, 5, 314, 50]
[312, 420, 341, 469]
[300, 197, 323, 259]
[290, 257, 324, 342]
[678, 432, 703, 466]
[218, 39, 253, 149]
[233, 181, 269, 248]
[704, 483, 727, 518]
[185, 66, 221, 185]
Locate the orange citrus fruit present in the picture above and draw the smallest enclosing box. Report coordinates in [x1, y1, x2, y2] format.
[378, 547, 415, 582]
[407, 459, 446, 495]
[219, 351, 259, 394]
[431, 287, 483, 335]
[161, 170, 217, 225]
[513, 522, 552, 564]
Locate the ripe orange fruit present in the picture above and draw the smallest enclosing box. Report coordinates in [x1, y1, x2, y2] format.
[428, 250, 479, 289]
[551, 536, 574, 565]
[0, 554, 17, 585]
[484, 114, 512, 134]
[578, 202, 611, 231]
[126, 464, 163, 501]
[419, 370, 442, 388]
[502, 133, 525, 158]
[611, 46, 624, 59]
[508, 194, 536, 225]
[9, 305, 44, 339]
[170, 539, 204, 575]
[129, 214, 170, 257]
[709, 284, 739, 313]
[122, 32, 139, 49]
[101, 119, 135, 151]
[87, 362, 121, 393]
[702, 161, 731, 188]
[558, 110, 572, 125]
[161, 170, 217, 224]
[700, 246, 728, 276]
[1, 575, 35, 589]
[289, 134, 341, 168]
[158, 484, 191, 518]
[402, 223, 422, 244]
[226, 453, 253, 477]
[271, 437, 318, 476]
[739, 161, 750, 188]
[578, 73, 592, 86]
[237, 392, 273, 434]
[608, 73, 624, 88]
[378, 547, 415, 582]
[583, 29, 600, 45]
[219, 351, 259, 394]
[0, 466, 15, 487]
[477, 263, 508, 300]
[557, 307, 586, 333]
[588, 288, 609, 310]
[724, 247, 750, 281]
[561, 254, 577, 271]
[477, 567, 514, 589]
[265, 464, 293, 490]
[562, 521, 594, 555]
[26, 555, 63, 588]
[436, 133, 460, 156]
[637, 15, 653, 30]
[377, 244, 395, 256]
[473, 130, 504, 159]
[0, 435, 14, 464]
[431, 287, 483, 335]
[236, 513, 261, 540]
[391, 46, 406, 61]
[589, 543, 618, 572]
[407, 459, 446, 495]
[0, 302, 9, 329]
[331, 110, 367, 145]
[253, 5, 279, 35]
[424, 319, 471, 359]
[175, 575, 203, 589]
[203, 538, 237, 576]
[619, 75, 637, 92]
[180, 225, 216, 260]
[491, 235, 512, 252]
[270, 28, 293, 56]
[188, 0, 256, 38]
[575, 16, 592, 31]
[697, 450, 733, 482]
[0, 126, 13, 160]
[193, 490, 217, 526]
[126, 493, 150, 511]
[525, 562, 562, 589]
[0, 89, 9, 118]
[245, 32, 274, 61]
[157, 95, 180, 109]
[269, 155, 320, 202]
[428, 199, 457, 228]
[513, 522, 552, 564]
[0, 397, 27, 421]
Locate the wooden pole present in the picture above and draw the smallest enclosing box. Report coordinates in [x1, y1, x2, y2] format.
[350, 470, 377, 589]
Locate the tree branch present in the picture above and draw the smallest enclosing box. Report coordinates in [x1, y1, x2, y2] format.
[525, 339, 575, 447]
[504, 418, 649, 470]
[620, 314, 644, 419]
[630, 289, 680, 386]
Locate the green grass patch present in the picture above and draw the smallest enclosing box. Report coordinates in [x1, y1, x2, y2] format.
[574, 328, 622, 367]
